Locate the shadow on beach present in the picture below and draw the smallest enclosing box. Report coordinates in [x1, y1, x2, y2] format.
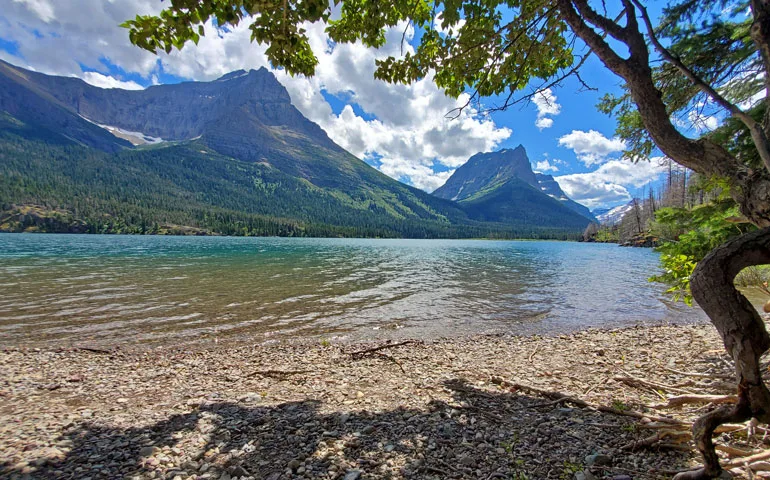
[1, 378, 693, 480]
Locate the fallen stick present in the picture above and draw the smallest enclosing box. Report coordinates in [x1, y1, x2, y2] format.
[348, 340, 419, 357]
[663, 366, 734, 380]
[614, 374, 695, 395]
[717, 444, 763, 458]
[652, 394, 737, 409]
[248, 369, 311, 378]
[724, 450, 770, 468]
[491, 377, 686, 425]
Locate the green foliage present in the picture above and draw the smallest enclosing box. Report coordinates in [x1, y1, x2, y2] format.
[648, 199, 756, 304]
[559, 461, 583, 480]
[123, 0, 574, 98]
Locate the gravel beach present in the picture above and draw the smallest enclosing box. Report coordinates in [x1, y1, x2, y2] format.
[2, 323, 769, 480]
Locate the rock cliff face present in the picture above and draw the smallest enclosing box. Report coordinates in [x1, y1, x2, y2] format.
[432, 146, 595, 226]
[433, 146, 537, 201]
[17, 67, 335, 146]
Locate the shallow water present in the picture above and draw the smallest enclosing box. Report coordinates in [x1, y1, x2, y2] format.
[0, 234, 710, 347]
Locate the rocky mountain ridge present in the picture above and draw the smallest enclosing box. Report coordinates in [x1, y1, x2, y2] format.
[433, 146, 595, 223]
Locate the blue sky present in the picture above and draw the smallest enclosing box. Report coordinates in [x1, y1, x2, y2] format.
[0, 0, 679, 210]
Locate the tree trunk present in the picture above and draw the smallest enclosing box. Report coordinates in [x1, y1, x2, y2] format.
[674, 227, 770, 480]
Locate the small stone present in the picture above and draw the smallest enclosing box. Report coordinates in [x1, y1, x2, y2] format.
[344, 470, 362, 480]
[575, 471, 598, 480]
[288, 459, 301, 471]
[585, 454, 612, 466]
[140, 446, 160, 457]
[231, 465, 250, 477]
[362, 425, 375, 434]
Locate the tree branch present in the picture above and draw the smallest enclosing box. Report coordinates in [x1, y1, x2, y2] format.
[630, 0, 770, 174]
[557, 0, 631, 77]
[571, 0, 628, 42]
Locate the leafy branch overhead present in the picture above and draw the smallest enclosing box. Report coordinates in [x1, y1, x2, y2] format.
[123, 0, 574, 98]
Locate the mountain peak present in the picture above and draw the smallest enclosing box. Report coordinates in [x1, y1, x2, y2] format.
[434, 147, 537, 201]
[215, 67, 270, 82]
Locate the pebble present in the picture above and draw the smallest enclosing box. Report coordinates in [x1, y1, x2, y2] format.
[0, 324, 745, 480]
[585, 453, 612, 466]
[344, 470, 362, 480]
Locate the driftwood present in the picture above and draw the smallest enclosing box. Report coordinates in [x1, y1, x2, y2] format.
[348, 340, 420, 357]
[76, 346, 115, 355]
[652, 394, 738, 409]
[248, 369, 311, 378]
[614, 374, 695, 395]
[491, 376, 686, 425]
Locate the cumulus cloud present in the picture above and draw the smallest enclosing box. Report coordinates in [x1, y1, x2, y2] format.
[1, 4, 511, 191]
[532, 88, 560, 130]
[12, 0, 55, 23]
[1, 0, 163, 78]
[81, 72, 144, 90]
[534, 159, 559, 172]
[554, 158, 666, 209]
[558, 129, 626, 166]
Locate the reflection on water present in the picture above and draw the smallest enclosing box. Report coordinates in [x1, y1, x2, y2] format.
[0, 234, 708, 347]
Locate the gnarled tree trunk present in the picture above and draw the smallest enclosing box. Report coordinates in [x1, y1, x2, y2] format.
[673, 228, 770, 480]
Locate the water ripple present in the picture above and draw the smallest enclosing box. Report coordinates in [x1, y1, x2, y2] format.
[0, 234, 714, 347]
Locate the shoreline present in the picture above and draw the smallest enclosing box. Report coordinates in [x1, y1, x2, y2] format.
[3, 322, 768, 480]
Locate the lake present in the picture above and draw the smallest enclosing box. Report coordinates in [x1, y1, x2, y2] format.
[0, 234, 708, 348]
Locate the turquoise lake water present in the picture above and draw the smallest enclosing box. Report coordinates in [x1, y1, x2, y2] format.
[0, 234, 708, 347]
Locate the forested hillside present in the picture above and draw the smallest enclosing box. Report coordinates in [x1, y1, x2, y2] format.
[0, 117, 581, 239]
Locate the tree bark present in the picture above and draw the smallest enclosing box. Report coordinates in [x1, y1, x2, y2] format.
[673, 228, 770, 479]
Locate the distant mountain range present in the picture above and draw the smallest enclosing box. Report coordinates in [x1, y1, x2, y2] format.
[592, 201, 635, 225]
[0, 60, 591, 238]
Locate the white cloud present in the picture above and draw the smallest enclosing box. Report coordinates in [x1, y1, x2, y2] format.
[1, 5, 511, 191]
[534, 159, 559, 172]
[12, 0, 55, 23]
[532, 88, 560, 130]
[554, 158, 666, 208]
[558, 129, 626, 166]
[81, 72, 144, 90]
[687, 109, 719, 133]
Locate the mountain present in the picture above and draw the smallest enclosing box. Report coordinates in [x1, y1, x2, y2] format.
[0, 60, 583, 239]
[432, 146, 594, 229]
[534, 173, 597, 221]
[594, 201, 636, 225]
[433, 146, 538, 201]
